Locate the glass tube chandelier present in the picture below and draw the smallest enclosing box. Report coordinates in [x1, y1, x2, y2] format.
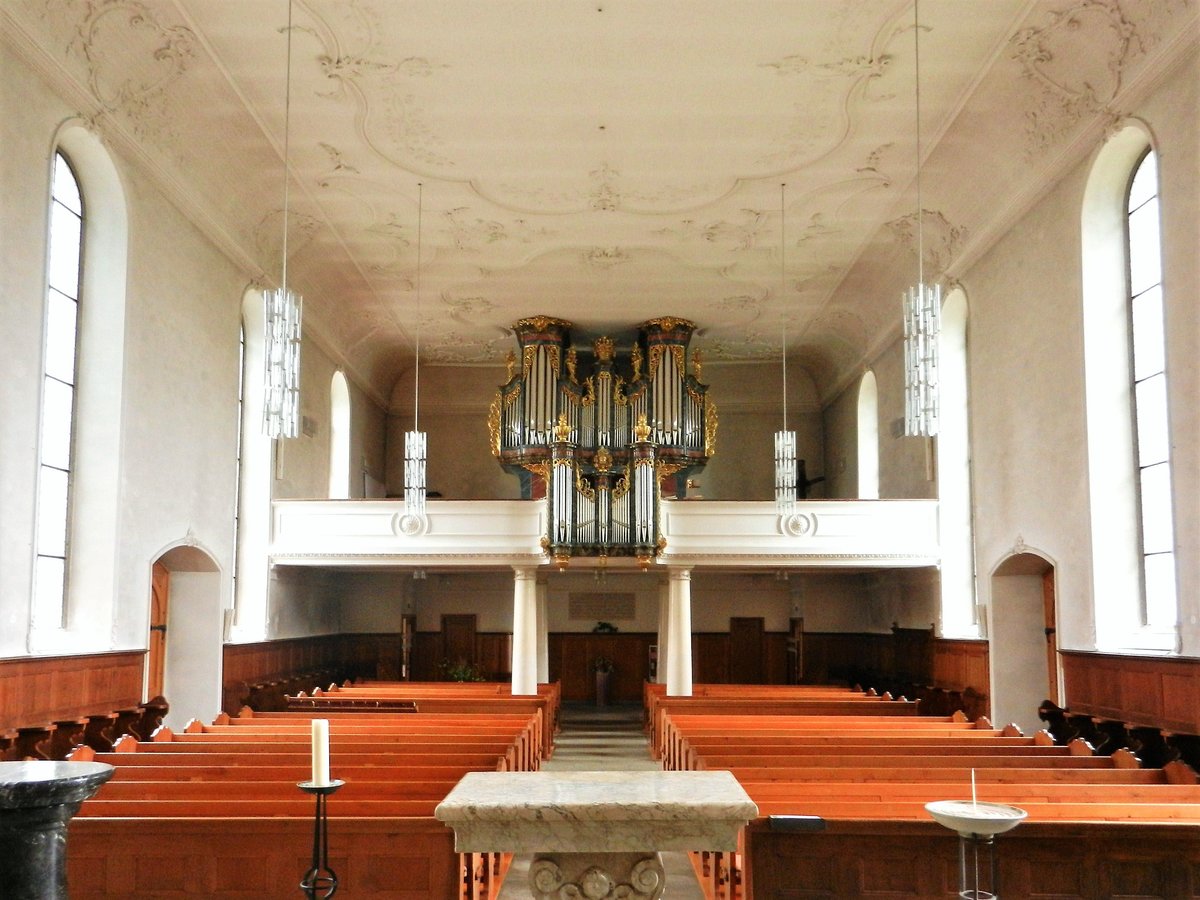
[404, 183, 427, 522]
[774, 183, 797, 517]
[263, 0, 302, 439]
[903, 0, 940, 437]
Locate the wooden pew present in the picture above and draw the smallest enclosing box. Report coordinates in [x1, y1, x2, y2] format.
[68, 704, 544, 899]
[660, 704, 1200, 899]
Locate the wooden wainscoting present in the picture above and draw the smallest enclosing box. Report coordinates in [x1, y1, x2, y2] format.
[0, 651, 144, 731]
[549, 632, 656, 703]
[932, 638, 990, 695]
[1062, 650, 1200, 733]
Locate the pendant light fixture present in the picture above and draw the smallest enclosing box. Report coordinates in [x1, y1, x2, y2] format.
[263, 0, 303, 439]
[403, 183, 428, 524]
[903, 0, 940, 437]
[774, 182, 797, 517]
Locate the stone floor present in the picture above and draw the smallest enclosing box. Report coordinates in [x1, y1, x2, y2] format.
[497, 702, 706, 899]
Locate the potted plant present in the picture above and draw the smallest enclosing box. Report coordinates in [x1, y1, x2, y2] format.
[593, 656, 614, 706]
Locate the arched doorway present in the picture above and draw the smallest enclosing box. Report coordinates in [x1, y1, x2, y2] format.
[988, 551, 1059, 733]
[149, 543, 222, 729]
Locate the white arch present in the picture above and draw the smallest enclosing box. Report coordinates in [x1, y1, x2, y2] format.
[31, 122, 129, 654]
[1081, 120, 1172, 651]
[938, 287, 977, 637]
[856, 371, 879, 499]
[329, 370, 351, 499]
[149, 540, 224, 728]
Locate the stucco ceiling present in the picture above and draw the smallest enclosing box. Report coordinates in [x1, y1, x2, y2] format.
[4, 0, 1196, 405]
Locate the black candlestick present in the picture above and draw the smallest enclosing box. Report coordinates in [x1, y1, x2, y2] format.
[297, 780, 344, 898]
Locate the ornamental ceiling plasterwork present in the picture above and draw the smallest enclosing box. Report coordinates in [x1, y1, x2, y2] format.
[4, 0, 1196, 405]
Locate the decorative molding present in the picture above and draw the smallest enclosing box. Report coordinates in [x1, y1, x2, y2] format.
[885, 209, 967, 279]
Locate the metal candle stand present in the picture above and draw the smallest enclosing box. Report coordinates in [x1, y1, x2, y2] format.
[298, 779, 344, 898]
[955, 832, 998, 900]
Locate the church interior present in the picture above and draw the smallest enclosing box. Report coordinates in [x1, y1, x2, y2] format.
[1, 0, 1198, 897]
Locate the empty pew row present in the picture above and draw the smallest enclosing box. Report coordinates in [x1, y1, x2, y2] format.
[660, 706, 1200, 899]
[289, 680, 560, 751]
[67, 706, 545, 899]
[648, 695, 922, 760]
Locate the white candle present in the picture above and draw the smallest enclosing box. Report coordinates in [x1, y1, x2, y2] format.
[971, 768, 977, 809]
[311, 719, 330, 787]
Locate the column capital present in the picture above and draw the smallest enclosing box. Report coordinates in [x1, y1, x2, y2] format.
[667, 566, 692, 583]
[512, 565, 539, 582]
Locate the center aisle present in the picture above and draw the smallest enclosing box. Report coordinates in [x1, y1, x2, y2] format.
[496, 703, 706, 899]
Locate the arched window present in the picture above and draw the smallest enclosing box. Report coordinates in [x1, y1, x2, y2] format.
[1082, 125, 1177, 651]
[329, 370, 351, 498]
[1126, 150, 1176, 633]
[34, 152, 84, 630]
[856, 371, 879, 499]
[937, 287, 977, 637]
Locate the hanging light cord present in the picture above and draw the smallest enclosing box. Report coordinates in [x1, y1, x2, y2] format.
[414, 182, 423, 432]
[914, 0, 924, 287]
[780, 182, 788, 433]
[280, 0, 294, 294]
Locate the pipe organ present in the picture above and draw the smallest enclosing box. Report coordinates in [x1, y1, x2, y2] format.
[489, 316, 716, 566]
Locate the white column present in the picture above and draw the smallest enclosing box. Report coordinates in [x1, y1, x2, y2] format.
[666, 567, 692, 696]
[511, 566, 539, 695]
[656, 578, 670, 685]
[535, 577, 550, 684]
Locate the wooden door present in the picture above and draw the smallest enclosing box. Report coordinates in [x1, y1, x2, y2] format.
[1042, 568, 1060, 704]
[441, 614, 477, 675]
[729, 617, 765, 684]
[147, 562, 169, 697]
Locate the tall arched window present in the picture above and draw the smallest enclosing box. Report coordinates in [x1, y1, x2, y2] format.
[34, 152, 83, 630]
[1082, 124, 1177, 651]
[937, 287, 977, 637]
[31, 125, 129, 653]
[1126, 150, 1176, 633]
[329, 370, 351, 498]
[856, 371, 879, 499]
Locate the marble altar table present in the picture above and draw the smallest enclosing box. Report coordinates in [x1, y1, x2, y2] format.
[0, 760, 115, 900]
[435, 770, 757, 899]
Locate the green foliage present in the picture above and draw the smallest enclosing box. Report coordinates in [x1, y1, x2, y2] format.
[439, 659, 488, 682]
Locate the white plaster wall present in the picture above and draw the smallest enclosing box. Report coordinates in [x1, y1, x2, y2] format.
[968, 161, 1094, 651]
[0, 50, 57, 656]
[162, 571, 224, 727]
[0, 48, 245, 658]
[388, 365, 521, 500]
[988, 573, 1050, 735]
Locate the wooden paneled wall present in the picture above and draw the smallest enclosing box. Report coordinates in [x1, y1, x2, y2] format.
[0, 651, 144, 731]
[802, 630, 990, 710]
[549, 633, 657, 703]
[931, 638, 990, 694]
[1062, 650, 1200, 733]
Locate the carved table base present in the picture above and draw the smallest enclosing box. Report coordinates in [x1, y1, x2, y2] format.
[529, 852, 665, 900]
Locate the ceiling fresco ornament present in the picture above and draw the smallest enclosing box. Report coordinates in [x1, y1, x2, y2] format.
[315, 142, 360, 186]
[1008, 0, 1149, 156]
[253, 209, 322, 272]
[582, 247, 630, 270]
[886, 210, 967, 280]
[70, 0, 196, 139]
[589, 163, 621, 212]
[712, 294, 765, 314]
[653, 210, 772, 253]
